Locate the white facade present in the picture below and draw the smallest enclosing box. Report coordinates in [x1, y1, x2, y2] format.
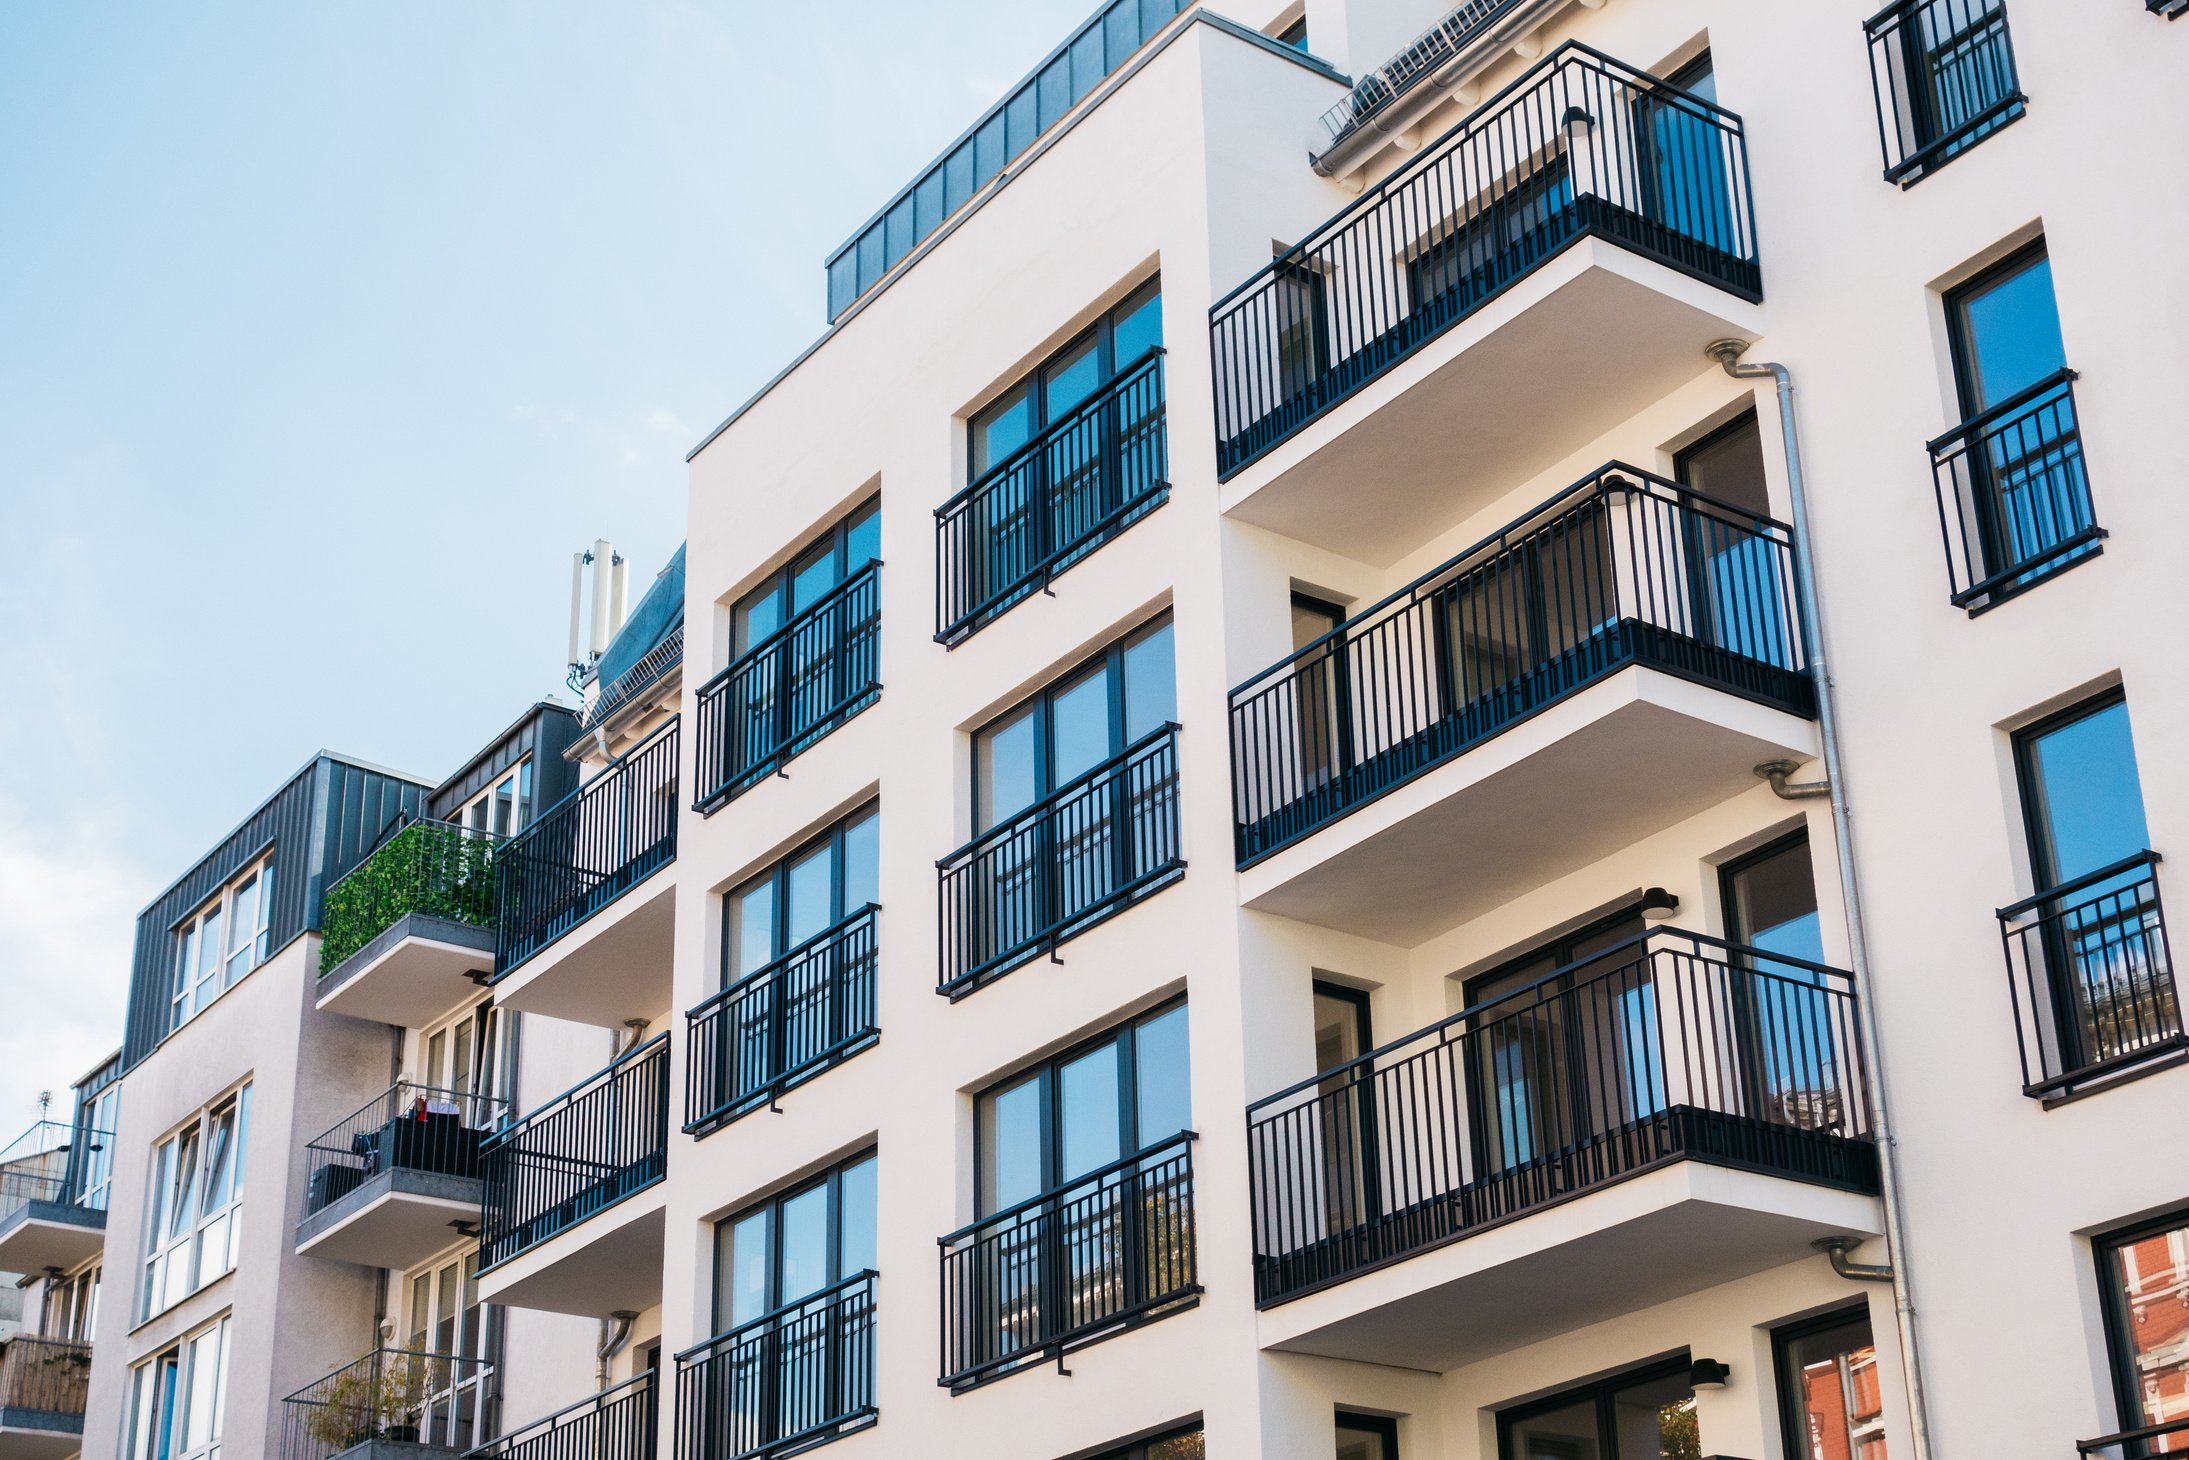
[44, 2, 2189, 1460]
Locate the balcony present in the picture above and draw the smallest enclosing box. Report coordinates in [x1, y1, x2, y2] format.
[1210, 46, 1761, 564]
[673, 1272, 876, 1459]
[0, 1338, 89, 1459]
[493, 719, 677, 1027]
[478, 1035, 668, 1317]
[938, 1131, 1198, 1390]
[1999, 852, 2181, 1103]
[686, 906, 879, 1136]
[1247, 931, 1881, 1366]
[464, 1370, 655, 1460]
[1929, 368, 2102, 613]
[280, 1348, 492, 1460]
[937, 724, 1182, 999]
[2079, 1418, 2189, 1458]
[295, 1082, 507, 1269]
[316, 818, 504, 1029]
[1863, 0, 2025, 187]
[694, 565, 880, 812]
[1231, 465, 1816, 939]
[1314, 0, 1532, 168]
[0, 1124, 108, 1274]
[936, 348, 1168, 646]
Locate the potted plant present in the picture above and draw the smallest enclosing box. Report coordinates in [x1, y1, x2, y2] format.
[373, 1353, 443, 1444]
[300, 1356, 449, 1450]
[302, 1370, 377, 1450]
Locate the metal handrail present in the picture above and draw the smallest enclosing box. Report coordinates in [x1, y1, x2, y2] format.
[936, 722, 1180, 870]
[1927, 366, 2080, 454]
[673, 1270, 880, 1363]
[461, 1369, 654, 1459]
[2077, 1417, 2189, 1456]
[1315, 0, 1529, 147]
[1999, 851, 2164, 922]
[938, 1130, 1199, 1242]
[940, 347, 1167, 513]
[299, 1080, 508, 1223]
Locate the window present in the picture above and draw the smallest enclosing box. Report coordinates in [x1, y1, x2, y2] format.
[2096, 1214, 2189, 1453]
[142, 1087, 251, 1318]
[1723, 832, 1824, 965]
[126, 1314, 230, 1460]
[1338, 1411, 1400, 1460]
[974, 617, 1174, 832]
[457, 758, 533, 837]
[1864, 0, 2023, 185]
[1934, 241, 2093, 602]
[1092, 1427, 1206, 1460]
[76, 1082, 119, 1211]
[1275, 16, 1308, 49]
[2010, 692, 2171, 1078]
[1312, 981, 1374, 1230]
[45, 1264, 99, 1343]
[724, 807, 880, 988]
[1290, 594, 1347, 789]
[1775, 1307, 1889, 1460]
[969, 280, 1161, 481]
[708, 1152, 878, 1453]
[1675, 411, 1791, 666]
[1498, 1356, 1699, 1459]
[404, 1252, 496, 1447]
[419, 1001, 513, 1118]
[732, 502, 881, 659]
[172, 859, 274, 1030]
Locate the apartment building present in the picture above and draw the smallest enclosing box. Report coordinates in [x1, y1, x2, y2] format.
[41, 0, 2189, 1457]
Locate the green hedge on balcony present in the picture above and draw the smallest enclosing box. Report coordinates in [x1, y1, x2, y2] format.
[319, 820, 502, 978]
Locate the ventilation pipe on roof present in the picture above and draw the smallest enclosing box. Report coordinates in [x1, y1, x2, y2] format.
[1708, 339, 1936, 1460]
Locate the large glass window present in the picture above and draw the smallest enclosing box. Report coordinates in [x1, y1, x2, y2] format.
[171, 860, 274, 1031]
[142, 1087, 251, 1319]
[1675, 411, 1790, 666]
[404, 1252, 496, 1447]
[1949, 244, 2066, 419]
[1722, 833, 1843, 1124]
[1498, 1357, 1699, 1460]
[969, 281, 1161, 481]
[974, 618, 1173, 832]
[1093, 1426, 1205, 1460]
[458, 758, 534, 837]
[723, 807, 880, 987]
[1775, 1306, 1890, 1460]
[732, 502, 882, 660]
[126, 1314, 229, 1460]
[1338, 1411, 1400, 1460]
[2097, 1214, 2189, 1454]
[2012, 691, 2169, 1076]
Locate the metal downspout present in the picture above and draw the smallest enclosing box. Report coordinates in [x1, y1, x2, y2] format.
[1708, 340, 1938, 1460]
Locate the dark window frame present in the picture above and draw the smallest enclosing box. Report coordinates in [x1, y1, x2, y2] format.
[718, 801, 880, 990]
[1337, 1408, 1401, 1458]
[1771, 1303, 1884, 1460]
[2094, 1208, 2189, 1441]
[731, 497, 882, 657]
[1718, 828, 1817, 947]
[973, 996, 1188, 1217]
[711, 1147, 878, 1334]
[2012, 686, 2135, 895]
[1088, 1421, 1206, 1460]
[971, 613, 1173, 830]
[1495, 1353, 1694, 1459]
[1944, 239, 2058, 422]
[968, 277, 1162, 483]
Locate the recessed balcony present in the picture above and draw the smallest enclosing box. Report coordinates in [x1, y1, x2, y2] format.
[1246, 929, 1882, 1367]
[1231, 464, 1817, 941]
[294, 1081, 506, 1270]
[476, 1035, 668, 1317]
[279, 1348, 491, 1459]
[0, 1123, 109, 1273]
[0, 1337, 90, 1459]
[1209, 45, 1763, 566]
[314, 817, 504, 1029]
[492, 720, 677, 1028]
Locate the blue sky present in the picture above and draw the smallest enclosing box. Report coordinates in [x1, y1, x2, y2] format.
[0, 0, 1099, 1131]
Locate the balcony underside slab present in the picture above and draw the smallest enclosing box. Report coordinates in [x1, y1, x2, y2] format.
[0, 1413, 85, 1459]
[294, 1169, 484, 1270]
[1219, 239, 1763, 567]
[315, 913, 497, 1028]
[491, 867, 674, 1029]
[0, 1202, 103, 1274]
[476, 1186, 665, 1319]
[1259, 1160, 1882, 1370]
[1239, 666, 1818, 944]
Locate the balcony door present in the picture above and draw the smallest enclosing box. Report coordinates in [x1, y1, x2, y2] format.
[1675, 412, 1793, 669]
[2014, 692, 2168, 1075]
[1437, 491, 1616, 736]
[2096, 1214, 2189, 1457]
[1464, 907, 1654, 1194]
[971, 1002, 1190, 1367]
[404, 1253, 494, 1449]
[731, 501, 881, 769]
[711, 1153, 877, 1452]
[1312, 983, 1376, 1239]
[1290, 594, 1347, 794]
[1637, 52, 1740, 263]
[1499, 1356, 1699, 1460]
[1722, 833, 1847, 1132]
[972, 618, 1175, 954]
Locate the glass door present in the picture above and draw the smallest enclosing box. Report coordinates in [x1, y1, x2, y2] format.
[1722, 833, 1842, 1131]
[405, 1254, 494, 1449]
[1676, 412, 1790, 667]
[1312, 983, 1376, 1241]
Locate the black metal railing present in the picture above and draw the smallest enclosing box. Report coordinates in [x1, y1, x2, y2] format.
[586, 622, 686, 731]
[1246, 929, 1877, 1306]
[936, 348, 1168, 645]
[1211, 43, 1759, 476]
[0, 1337, 91, 1421]
[281, 1348, 493, 1460]
[937, 723, 1183, 998]
[675, 1272, 878, 1460]
[300, 1081, 508, 1223]
[1230, 464, 1813, 865]
[1317, 0, 1527, 149]
[939, 1131, 1197, 1389]
[1864, 0, 2024, 185]
[497, 719, 678, 973]
[695, 564, 881, 811]
[0, 1120, 112, 1222]
[480, 1034, 670, 1269]
[2153, 0, 2189, 18]
[320, 816, 506, 977]
[686, 906, 880, 1135]
[465, 1370, 656, 1460]
[2079, 1417, 2189, 1458]
[2000, 852, 2178, 1101]
[1928, 368, 2099, 612]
